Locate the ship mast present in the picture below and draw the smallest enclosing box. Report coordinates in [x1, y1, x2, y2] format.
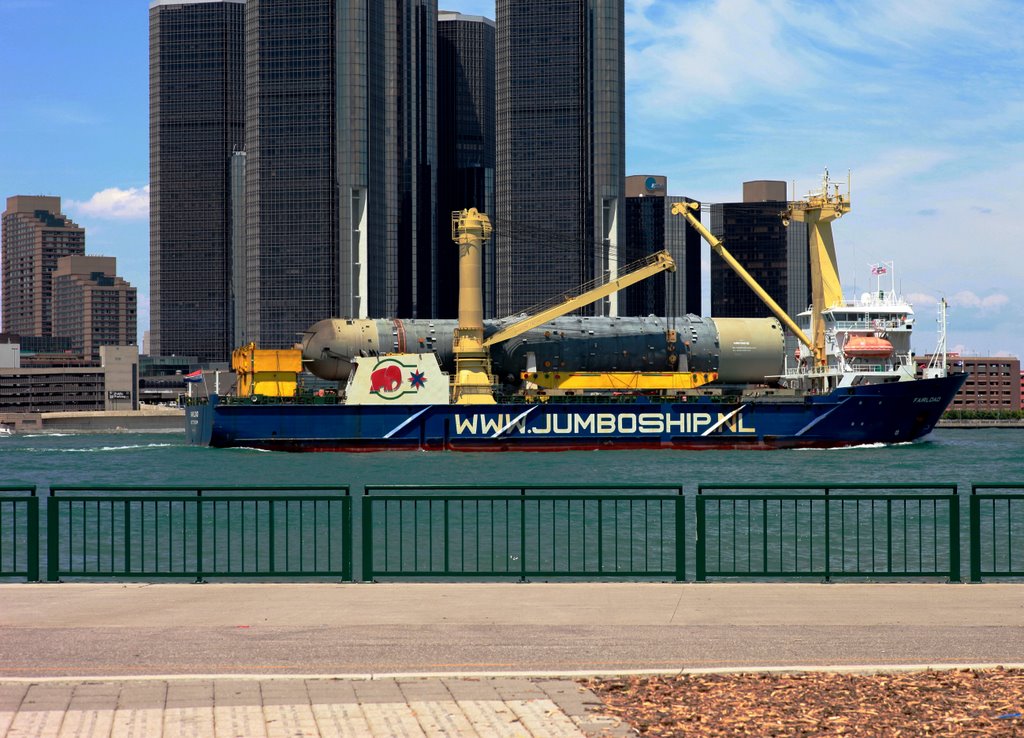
[782, 170, 851, 370]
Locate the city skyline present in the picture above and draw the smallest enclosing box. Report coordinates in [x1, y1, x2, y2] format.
[1, 0, 1021, 359]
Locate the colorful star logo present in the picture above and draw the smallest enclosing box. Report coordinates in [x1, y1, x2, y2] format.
[408, 370, 426, 389]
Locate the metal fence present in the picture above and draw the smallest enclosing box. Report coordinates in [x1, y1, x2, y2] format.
[970, 484, 1024, 582]
[361, 485, 684, 581]
[45, 486, 351, 582]
[0, 487, 39, 582]
[696, 484, 960, 581]
[8, 482, 1024, 583]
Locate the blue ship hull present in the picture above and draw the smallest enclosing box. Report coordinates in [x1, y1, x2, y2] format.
[185, 374, 967, 452]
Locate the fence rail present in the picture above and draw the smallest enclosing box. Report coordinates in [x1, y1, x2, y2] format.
[45, 486, 351, 582]
[0, 487, 39, 582]
[970, 484, 1024, 582]
[362, 485, 684, 581]
[696, 484, 960, 582]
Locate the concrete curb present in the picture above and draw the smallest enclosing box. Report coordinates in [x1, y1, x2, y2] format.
[4, 662, 1024, 684]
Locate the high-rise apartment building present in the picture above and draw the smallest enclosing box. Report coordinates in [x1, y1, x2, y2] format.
[244, 0, 437, 350]
[437, 11, 495, 318]
[149, 0, 244, 363]
[495, 0, 625, 317]
[710, 181, 809, 335]
[2, 196, 86, 337]
[623, 175, 702, 317]
[53, 255, 137, 364]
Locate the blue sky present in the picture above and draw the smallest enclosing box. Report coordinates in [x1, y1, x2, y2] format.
[1, 0, 1022, 359]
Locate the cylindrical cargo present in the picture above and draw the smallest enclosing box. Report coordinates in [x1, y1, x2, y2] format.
[300, 314, 785, 386]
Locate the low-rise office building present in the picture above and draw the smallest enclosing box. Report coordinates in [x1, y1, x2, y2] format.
[917, 354, 1021, 411]
[0, 345, 138, 414]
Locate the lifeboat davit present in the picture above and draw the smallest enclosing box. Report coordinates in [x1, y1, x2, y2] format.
[844, 335, 894, 358]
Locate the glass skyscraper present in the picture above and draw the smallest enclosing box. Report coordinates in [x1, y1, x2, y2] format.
[437, 11, 495, 318]
[623, 175, 702, 318]
[149, 0, 244, 362]
[245, 0, 437, 350]
[495, 0, 625, 317]
[710, 181, 810, 345]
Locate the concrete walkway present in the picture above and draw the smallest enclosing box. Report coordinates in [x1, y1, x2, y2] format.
[0, 677, 622, 738]
[3, 582, 1024, 736]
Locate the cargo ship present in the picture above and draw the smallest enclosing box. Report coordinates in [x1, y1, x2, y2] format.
[185, 173, 966, 451]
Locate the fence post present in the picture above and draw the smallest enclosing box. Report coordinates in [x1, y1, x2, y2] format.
[969, 486, 981, 583]
[361, 492, 373, 582]
[343, 493, 353, 582]
[695, 490, 706, 582]
[195, 490, 204, 583]
[268, 498, 276, 574]
[27, 492, 39, 582]
[948, 488, 960, 582]
[46, 494, 59, 582]
[124, 499, 131, 575]
[824, 489, 831, 583]
[520, 488, 527, 582]
[674, 489, 685, 582]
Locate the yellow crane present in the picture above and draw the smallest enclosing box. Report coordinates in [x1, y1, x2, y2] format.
[671, 171, 851, 372]
[450, 209, 679, 403]
[671, 200, 815, 356]
[782, 170, 851, 369]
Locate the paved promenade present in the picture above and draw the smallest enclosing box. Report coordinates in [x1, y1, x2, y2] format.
[2, 582, 1023, 736]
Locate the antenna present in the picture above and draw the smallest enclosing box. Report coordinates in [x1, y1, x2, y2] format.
[924, 298, 948, 379]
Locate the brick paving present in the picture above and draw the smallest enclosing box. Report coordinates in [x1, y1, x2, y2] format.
[0, 677, 623, 738]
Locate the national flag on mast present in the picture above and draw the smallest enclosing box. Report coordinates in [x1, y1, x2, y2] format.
[871, 264, 888, 275]
[184, 369, 203, 383]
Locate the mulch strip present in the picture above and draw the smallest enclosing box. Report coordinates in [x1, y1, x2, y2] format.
[586, 668, 1024, 736]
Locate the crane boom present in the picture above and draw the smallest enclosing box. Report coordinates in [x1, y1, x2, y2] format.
[482, 250, 675, 347]
[670, 201, 814, 352]
[782, 170, 851, 369]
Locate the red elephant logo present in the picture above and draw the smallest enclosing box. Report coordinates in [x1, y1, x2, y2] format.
[370, 364, 404, 394]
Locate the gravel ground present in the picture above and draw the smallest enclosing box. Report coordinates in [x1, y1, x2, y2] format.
[587, 668, 1024, 736]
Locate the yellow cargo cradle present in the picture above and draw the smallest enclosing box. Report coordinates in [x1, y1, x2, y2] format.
[521, 370, 718, 392]
[232, 342, 303, 398]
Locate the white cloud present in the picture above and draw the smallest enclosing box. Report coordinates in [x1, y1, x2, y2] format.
[625, 0, 815, 120]
[949, 291, 1010, 310]
[905, 292, 939, 308]
[69, 186, 149, 220]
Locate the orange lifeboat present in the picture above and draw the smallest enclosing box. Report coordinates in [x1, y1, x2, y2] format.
[844, 335, 894, 359]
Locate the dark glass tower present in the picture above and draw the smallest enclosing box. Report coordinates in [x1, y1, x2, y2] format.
[244, 0, 338, 349]
[436, 11, 495, 318]
[338, 0, 437, 321]
[149, 0, 244, 362]
[710, 181, 810, 334]
[495, 0, 625, 317]
[245, 0, 437, 349]
[623, 175, 702, 317]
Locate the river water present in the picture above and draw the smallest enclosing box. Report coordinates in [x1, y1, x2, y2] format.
[3, 428, 1022, 493]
